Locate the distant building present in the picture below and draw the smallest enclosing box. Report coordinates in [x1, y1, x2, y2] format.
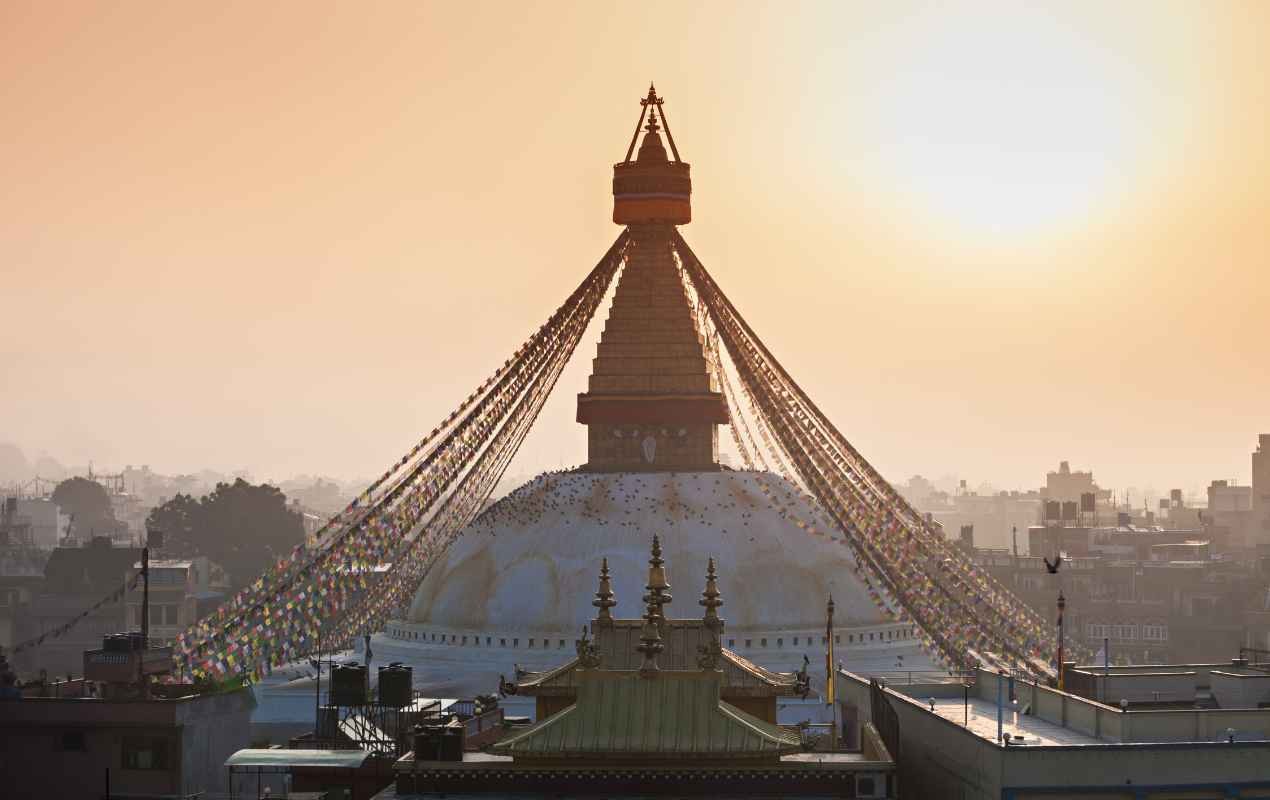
[123, 557, 230, 647]
[15, 538, 139, 676]
[1254, 434, 1270, 547]
[12, 498, 69, 549]
[839, 658, 1270, 799]
[978, 540, 1264, 664]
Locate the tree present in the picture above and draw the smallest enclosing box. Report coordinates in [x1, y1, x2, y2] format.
[145, 478, 303, 591]
[51, 476, 119, 538]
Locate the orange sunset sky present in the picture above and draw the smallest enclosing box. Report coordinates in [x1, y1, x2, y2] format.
[2, 1, 1267, 495]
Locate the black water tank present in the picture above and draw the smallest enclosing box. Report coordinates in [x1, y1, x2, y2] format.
[413, 721, 464, 761]
[330, 663, 369, 706]
[378, 663, 413, 707]
[317, 705, 340, 739]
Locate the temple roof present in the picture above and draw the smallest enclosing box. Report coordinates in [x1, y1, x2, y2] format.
[514, 619, 805, 698]
[492, 670, 801, 761]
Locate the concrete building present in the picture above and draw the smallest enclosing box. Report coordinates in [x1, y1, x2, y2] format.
[839, 662, 1270, 799]
[1255, 434, 1270, 547]
[975, 546, 1264, 664]
[0, 667, 254, 798]
[15, 537, 139, 676]
[12, 497, 69, 549]
[123, 557, 230, 646]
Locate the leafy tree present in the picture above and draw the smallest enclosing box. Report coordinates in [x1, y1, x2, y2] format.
[145, 478, 303, 591]
[51, 476, 120, 538]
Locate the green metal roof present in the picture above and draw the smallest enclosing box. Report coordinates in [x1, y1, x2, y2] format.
[493, 670, 801, 761]
[224, 749, 370, 770]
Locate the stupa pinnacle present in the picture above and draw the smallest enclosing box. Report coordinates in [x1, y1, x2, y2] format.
[576, 85, 728, 471]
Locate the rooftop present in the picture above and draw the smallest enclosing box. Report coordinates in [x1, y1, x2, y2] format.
[925, 696, 1098, 746]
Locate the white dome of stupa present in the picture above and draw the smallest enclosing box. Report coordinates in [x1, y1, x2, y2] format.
[409, 470, 896, 637]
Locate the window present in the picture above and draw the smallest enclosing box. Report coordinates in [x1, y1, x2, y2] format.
[486, 637, 491, 646]
[461, 636, 467, 645]
[513, 639, 519, 648]
[728, 639, 735, 648]
[745, 639, 752, 648]
[836, 635, 841, 644]
[56, 731, 86, 752]
[528, 639, 535, 649]
[793, 637, 799, 646]
[1142, 624, 1168, 642]
[776, 638, 783, 648]
[760, 638, 767, 648]
[500, 638, 506, 647]
[558, 639, 565, 649]
[122, 737, 168, 770]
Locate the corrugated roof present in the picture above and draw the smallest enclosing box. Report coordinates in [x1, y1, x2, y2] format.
[224, 749, 370, 769]
[493, 670, 800, 760]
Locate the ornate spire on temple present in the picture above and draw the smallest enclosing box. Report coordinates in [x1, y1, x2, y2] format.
[643, 534, 673, 621]
[592, 557, 616, 625]
[699, 556, 723, 632]
[637, 597, 664, 677]
[576, 85, 728, 472]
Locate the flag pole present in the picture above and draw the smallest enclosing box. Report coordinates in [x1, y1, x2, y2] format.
[826, 594, 837, 749]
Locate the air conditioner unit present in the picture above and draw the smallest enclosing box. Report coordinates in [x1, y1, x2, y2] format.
[855, 772, 888, 798]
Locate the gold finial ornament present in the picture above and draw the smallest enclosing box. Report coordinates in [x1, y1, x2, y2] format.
[592, 557, 616, 624]
[643, 535, 672, 624]
[699, 557, 723, 632]
[637, 597, 664, 676]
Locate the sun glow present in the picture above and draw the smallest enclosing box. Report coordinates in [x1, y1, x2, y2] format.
[834, 4, 1181, 240]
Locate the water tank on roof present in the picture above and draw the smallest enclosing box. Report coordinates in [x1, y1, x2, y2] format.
[378, 663, 413, 707]
[330, 663, 369, 706]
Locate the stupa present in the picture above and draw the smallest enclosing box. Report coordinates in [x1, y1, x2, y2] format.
[369, 87, 932, 702]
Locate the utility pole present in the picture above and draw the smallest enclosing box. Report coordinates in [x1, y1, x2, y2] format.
[1056, 591, 1067, 691]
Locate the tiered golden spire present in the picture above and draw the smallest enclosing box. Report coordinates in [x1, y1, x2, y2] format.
[699, 557, 723, 632]
[638, 536, 670, 676]
[592, 557, 616, 625]
[642, 534, 673, 622]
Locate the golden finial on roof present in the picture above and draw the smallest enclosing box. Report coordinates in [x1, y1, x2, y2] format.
[592, 557, 616, 625]
[643, 535, 672, 619]
[699, 556, 723, 632]
[637, 596, 664, 677]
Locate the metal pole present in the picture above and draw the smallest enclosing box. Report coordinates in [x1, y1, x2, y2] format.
[141, 546, 150, 644]
[315, 628, 321, 739]
[996, 670, 1004, 744]
[964, 682, 969, 726]
[1103, 637, 1110, 703]
[1056, 591, 1066, 691]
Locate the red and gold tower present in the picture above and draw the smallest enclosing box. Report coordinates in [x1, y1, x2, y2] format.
[576, 86, 728, 471]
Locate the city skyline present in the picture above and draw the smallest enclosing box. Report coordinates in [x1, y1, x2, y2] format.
[3, 1, 1267, 490]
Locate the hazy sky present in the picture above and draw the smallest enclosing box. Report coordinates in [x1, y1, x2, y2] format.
[3, 1, 1267, 493]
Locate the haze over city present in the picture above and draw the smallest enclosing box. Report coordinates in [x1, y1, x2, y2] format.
[4, 1, 1267, 491]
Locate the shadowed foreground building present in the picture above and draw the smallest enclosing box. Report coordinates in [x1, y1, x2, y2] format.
[375, 540, 896, 799]
[0, 639, 254, 799]
[839, 656, 1270, 799]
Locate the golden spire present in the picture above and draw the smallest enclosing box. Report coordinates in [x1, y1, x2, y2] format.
[637, 595, 664, 676]
[592, 557, 616, 625]
[699, 556, 723, 632]
[643, 535, 672, 625]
